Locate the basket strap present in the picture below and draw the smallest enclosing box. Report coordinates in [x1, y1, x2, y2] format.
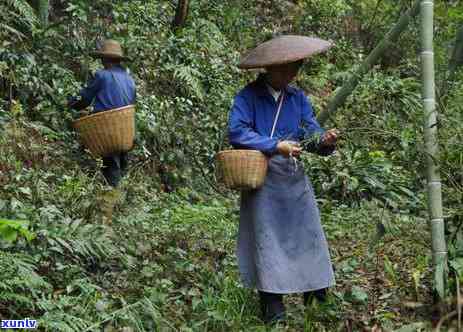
[111, 71, 131, 105]
[270, 92, 285, 139]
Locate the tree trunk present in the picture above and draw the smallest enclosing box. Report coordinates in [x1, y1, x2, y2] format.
[317, 0, 421, 125]
[420, 0, 447, 299]
[38, 0, 49, 26]
[448, 25, 463, 82]
[172, 0, 189, 29]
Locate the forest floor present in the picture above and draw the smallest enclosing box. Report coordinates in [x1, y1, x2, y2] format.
[1, 120, 439, 331]
[96, 190, 435, 332]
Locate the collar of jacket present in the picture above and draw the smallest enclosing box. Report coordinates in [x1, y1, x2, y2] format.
[252, 74, 298, 98]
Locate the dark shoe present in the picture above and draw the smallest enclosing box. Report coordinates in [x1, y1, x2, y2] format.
[258, 291, 285, 324]
[303, 288, 327, 306]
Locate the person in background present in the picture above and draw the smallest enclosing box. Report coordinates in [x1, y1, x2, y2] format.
[228, 35, 339, 324]
[68, 39, 136, 188]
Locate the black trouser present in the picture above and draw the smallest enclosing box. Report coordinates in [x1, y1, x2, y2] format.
[259, 291, 285, 323]
[303, 288, 327, 305]
[102, 152, 128, 187]
[259, 288, 328, 323]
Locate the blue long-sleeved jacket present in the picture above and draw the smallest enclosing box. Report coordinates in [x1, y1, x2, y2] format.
[78, 65, 136, 112]
[228, 75, 331, 156]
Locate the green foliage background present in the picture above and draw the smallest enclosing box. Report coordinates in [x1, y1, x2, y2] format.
[0, 0, 462, 330]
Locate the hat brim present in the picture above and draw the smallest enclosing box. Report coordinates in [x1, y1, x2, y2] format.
[238, 35, 333, 69]
[91, 51, 129, 61]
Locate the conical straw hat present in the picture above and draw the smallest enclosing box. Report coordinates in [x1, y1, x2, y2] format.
[238, 35, 333, 69]
[91, 39, 128, 60]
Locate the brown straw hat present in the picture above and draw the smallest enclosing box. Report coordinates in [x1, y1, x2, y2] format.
[238, 35, 333, 69]
[91, 39, 128, 60]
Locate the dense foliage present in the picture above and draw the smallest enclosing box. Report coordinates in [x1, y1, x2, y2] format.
[0, 0, 462, 330]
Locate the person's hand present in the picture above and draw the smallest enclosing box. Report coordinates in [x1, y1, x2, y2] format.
[277, 141, 302, 158]
[320, 129, 339, 146]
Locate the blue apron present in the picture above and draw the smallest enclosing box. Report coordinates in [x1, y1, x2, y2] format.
[237, 155, 335, 293]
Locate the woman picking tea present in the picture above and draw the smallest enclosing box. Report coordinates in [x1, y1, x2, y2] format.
[228, 35, 339, 324]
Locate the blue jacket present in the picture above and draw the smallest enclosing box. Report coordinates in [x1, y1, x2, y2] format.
[79, 66, 136, 112]
[228, 75, 331, 156]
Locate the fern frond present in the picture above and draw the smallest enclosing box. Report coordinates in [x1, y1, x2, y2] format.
[170, 65, 205, 101]
[4, 0, 38, 27]
[48, 222, 120, 266]
[39, 311, 90, 332]
[0, 251, 51, 314]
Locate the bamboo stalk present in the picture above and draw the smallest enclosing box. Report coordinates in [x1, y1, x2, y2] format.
[317, 0, 421, 125]
[420, 0, 447, 298]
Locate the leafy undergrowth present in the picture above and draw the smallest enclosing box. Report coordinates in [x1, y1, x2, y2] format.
[0, 118, 440, 331]
[1, 0, 462, 330]
[1, 190, 436, 330]
[90, 203, 435, 332]
[320, 203, 434, 332]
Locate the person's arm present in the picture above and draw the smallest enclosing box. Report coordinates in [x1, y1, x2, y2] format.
[68, 72, 103, 111]
[228, 94, 279, 155]
[298, 93, 336, 156]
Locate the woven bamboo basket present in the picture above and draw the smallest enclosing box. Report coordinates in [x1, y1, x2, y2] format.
[216, 150, 268, 190]
[72, 105, 135, 157]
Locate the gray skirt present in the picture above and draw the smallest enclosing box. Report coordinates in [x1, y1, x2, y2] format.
[237, 154, 335, 293]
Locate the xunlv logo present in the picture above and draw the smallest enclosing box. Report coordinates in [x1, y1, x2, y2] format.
[1, 319, 37, 329]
